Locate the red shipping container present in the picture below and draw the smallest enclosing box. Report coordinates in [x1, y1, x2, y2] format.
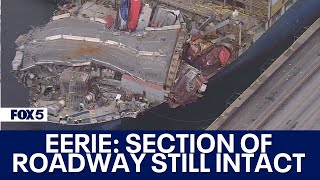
[127, 0, 142, 31]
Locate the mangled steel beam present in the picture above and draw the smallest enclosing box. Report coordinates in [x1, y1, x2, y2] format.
[204, 19, 230, 35]
[165, 29, 188, 91]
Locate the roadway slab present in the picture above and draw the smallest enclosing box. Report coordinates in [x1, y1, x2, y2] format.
[20, 18, 181, 85]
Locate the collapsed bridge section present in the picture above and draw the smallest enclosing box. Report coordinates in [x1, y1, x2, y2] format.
[12, 15, 206, 125]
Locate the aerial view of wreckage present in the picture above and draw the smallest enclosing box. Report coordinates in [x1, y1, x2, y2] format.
[11, 0, 270, 126]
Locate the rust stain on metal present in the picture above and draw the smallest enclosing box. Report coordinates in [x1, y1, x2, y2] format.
[64, 44, 103, 58]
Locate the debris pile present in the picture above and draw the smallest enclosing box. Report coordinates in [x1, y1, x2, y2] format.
[12, 0, 267, 125]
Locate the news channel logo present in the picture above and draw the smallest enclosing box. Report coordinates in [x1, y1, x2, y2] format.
[0, 108, 48, 122]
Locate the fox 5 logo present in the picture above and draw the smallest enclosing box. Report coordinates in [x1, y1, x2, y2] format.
[0, 108, 48, 122]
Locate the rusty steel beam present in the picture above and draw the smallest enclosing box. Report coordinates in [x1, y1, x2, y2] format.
[165, 29, 188, 91]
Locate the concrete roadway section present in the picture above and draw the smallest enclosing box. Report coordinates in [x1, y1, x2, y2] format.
[22, 18, 181, 85]
[208, 18, 320, 130]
